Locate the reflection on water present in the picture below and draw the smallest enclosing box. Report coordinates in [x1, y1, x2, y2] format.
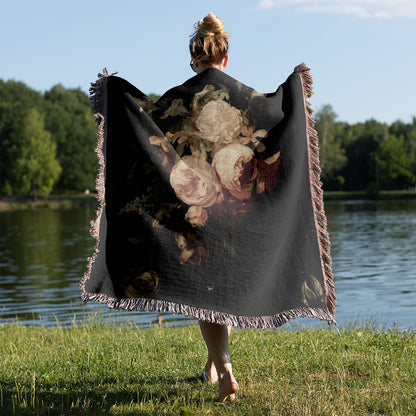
[0, 199, 415, 329]
[0, 207, 188, 328]
[322, 199, 416, 330]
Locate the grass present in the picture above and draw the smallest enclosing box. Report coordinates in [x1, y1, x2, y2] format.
[0, 320, 415, 416]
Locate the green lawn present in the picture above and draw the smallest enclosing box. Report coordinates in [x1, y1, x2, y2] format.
[0, 321, 415, 415]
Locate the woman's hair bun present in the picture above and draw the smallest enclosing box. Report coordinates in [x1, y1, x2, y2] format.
[197, 12, 226, 36]
[189, 13, 229, 64]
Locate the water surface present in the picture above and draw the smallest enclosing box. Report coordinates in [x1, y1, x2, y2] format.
[0, 199, 415, 329]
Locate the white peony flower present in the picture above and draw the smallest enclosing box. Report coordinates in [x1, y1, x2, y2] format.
[195, 100, 242, 144]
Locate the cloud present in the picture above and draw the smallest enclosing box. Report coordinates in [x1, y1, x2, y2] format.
[256, 0, 416, 19]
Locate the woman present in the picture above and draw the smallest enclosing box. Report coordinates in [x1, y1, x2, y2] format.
[82, 12, 336, 405]
[188, 12, 239, 403]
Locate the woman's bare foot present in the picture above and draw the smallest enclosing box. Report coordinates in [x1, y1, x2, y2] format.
[201, 358, 218, 384]
[198, 322, 236, 402]
[215, 371, 239, 403]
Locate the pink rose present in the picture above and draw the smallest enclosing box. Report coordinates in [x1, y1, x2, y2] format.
[170, 155, 223, 207]
[185, 205, 209, 227]
[212, 143, 257, 200]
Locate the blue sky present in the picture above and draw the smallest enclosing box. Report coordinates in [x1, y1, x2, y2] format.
[1, 0, 415, 124]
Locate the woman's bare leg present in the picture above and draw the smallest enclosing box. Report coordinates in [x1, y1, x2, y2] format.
[201, 326, 231, 384]
[201, 325, 232, 384]
[202, 353, 218, 383]
[199, 321, 239, 402]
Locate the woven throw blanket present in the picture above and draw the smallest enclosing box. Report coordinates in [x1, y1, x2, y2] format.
[80, 64, 336, 328]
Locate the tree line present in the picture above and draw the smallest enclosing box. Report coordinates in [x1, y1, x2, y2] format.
[316, 105, 416, 192]
[0, 80, 414, 198]
[0, 80, 97, 198]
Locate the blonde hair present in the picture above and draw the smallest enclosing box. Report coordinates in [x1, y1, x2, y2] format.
[189, 12, 229, 65]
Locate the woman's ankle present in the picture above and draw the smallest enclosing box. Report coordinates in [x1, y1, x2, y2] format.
[215, 371, 239, 403]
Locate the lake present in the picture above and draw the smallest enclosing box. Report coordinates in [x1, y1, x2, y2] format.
[0, 198, 415, 330]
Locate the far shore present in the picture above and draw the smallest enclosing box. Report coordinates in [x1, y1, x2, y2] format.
[0, 194, 97, 211]
[0, 190, 415, 211]
[323, 189, 416, 200]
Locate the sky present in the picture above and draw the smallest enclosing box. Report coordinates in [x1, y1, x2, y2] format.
[1, 0, 415, 124]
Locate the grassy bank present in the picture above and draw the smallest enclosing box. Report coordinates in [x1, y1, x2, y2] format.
[0, 322, 414, 415]
[323, 190, 416, 200]
[0, 194, 96, 211]
[0, 190, 415, 211]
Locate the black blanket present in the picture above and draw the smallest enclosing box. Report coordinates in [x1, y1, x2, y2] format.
[80, 64, 336, 328]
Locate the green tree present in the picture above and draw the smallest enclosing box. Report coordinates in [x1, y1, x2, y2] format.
[9, 109, 61, 197]
[341, 119, 387, 191]
[44, 85, 97, 191]
[148, 93, 161, 102]
[314, 105, 347, 187]
[389, 118, 416, 181]
[0, 79, 44, 108]
[376, 135, 415, 189]
[0, 80, 45, 194]
[0, 103, 22, 194]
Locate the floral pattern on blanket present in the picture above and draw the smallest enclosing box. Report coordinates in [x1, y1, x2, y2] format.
[150, 85, 281, 224]
[121, 84, 282, 270]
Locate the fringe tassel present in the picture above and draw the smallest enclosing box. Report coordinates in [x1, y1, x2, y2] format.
[79, 69, 113, 295]
[88, 68, 117, 116]
[294, 63, 337, 315]
[81, 291, 337, 328]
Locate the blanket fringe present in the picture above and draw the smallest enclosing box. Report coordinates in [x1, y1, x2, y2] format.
[89, 68, 117, 116]
[81, 291, 337, 328]
[79, 69, 112, 295]
[294, 63, 336, 315]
